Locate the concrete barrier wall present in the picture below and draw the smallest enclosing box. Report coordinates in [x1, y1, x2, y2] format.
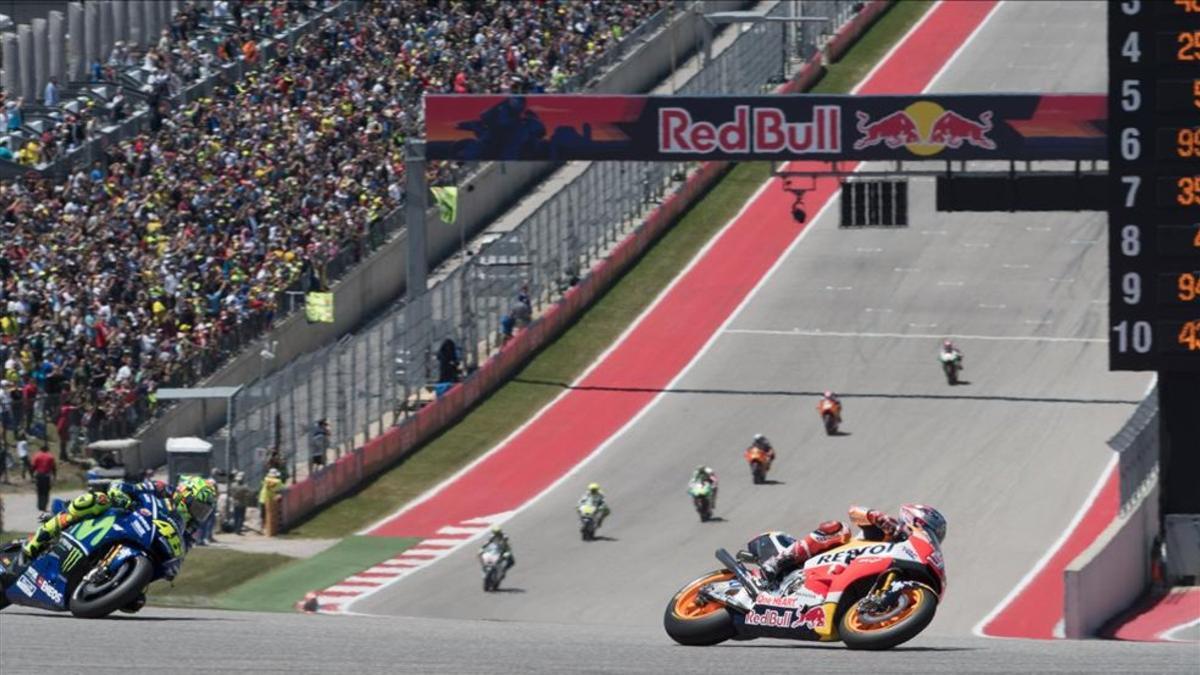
[276, 3, 873, 529]
[1063, 483, 1160, 638]
[130, 3, 747, 470]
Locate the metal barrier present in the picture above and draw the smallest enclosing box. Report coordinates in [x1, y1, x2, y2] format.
[228, 1, 875, 491]
[1108, 385, 1159, 515]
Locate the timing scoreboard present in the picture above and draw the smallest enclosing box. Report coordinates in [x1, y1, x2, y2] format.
[1109, 0, 1200, 371]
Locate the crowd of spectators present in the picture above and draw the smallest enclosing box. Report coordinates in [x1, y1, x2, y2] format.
[2, 0, 324, 168]
[0, 0, 668, 449]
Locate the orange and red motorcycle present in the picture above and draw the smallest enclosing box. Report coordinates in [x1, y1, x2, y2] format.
[664, 529, 946, 650]
[817, 398, 842, 435]
[743, 445, 774, 484]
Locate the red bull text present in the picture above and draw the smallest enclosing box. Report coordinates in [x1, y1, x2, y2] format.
[658, 105, 842, 155]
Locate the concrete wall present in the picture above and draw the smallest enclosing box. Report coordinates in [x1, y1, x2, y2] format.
[131, 2, 746, 470]
[1164, 514, 1200, 582]
[1063, 482, 1160, 638]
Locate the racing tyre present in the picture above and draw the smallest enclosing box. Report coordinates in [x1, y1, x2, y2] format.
[663, 570, 737, 646]
[943, 362, 958, 386]
[483, 567, 501, 592]
[823, 412, 838, 436]
[70, 555, 152, 619]
[581, 519, 595, 541]
[751, 461, 766, 484]
[839, 582, 938, 650]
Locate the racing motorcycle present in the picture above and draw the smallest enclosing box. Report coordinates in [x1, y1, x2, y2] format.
[688, 482, 715, 522]
[0, 491, 188, 618]
[480, 542, 507, 592]
[939, 351, 962, 385]
[744, 445, 773, 484]
[663, 529, 945, 650]
[578, 499, 604, 541]
[817, 399, 842, 435]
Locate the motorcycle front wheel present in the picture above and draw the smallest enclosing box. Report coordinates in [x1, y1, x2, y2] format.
[70, 555, 153, 619]
[823, 412, 838, 435]
[663, 570, 737, 646]
[839, 582, 938, 650]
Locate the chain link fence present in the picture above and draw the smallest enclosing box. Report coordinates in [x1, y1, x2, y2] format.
[226, 1, 873, 489]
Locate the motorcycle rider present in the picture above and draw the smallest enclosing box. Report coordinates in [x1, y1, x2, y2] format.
[748, 434, 776, 463]
[940, 339, 964, 368]
[479, 525, 515, 571]
[817, 390, 842, 423]
[12, 476, 215, 614]
[21, 476, 215, 560]
[689, 465, 719, 509]
[579, 483, 610, 526]
[759, 504, 947, 584]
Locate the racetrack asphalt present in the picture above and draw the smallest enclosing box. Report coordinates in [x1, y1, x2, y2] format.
[0, 2, 1183, 673]
[1, 607, 1197, 674]
[351, 0, 1152, 637]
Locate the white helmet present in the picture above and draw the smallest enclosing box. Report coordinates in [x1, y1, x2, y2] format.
[900, 504, 947, 543]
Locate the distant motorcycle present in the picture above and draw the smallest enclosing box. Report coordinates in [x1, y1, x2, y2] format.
[817, 399, 842, 435]
[939, 351, 962, 385]
[744, 445, 774, 484]
[0, 492, 186, 618]
[480, 542, 507, 592]
[688, 482, 715, 522]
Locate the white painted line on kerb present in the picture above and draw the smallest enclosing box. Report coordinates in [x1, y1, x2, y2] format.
[1162, 617, 1200, 643]
[724, 328, 1105, 344]
[344, 0, 985, 613]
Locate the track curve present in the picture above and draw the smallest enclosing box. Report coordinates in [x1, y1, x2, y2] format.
[352, 0, 1150, 637]
[3, 3, 1190, 673]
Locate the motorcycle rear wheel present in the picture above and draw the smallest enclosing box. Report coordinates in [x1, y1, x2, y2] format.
[483, 568, 501, 592]
[663, 570, 737, 646]
[70, 555, 153, 619]
[751, 461, 766, 484]
[839, 582, 938, 650]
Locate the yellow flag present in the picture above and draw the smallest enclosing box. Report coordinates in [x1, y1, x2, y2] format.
[305, 292, 334, 323]
[431, 186, 458, 224]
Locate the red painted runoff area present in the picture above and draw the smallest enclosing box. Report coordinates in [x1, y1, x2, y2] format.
[1108, 588, 1200, 643]
[367, 1, 998, 540]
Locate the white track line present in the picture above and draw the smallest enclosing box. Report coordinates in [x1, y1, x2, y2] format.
[343, 3, 965, 614]
[724, 328, 1105, 344]
[1162, 616, 1200, 643]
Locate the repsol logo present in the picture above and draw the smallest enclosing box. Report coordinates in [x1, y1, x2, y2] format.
[809, 542, 897, 567]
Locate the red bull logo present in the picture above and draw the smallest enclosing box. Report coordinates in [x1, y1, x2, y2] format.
[853, 101, 995, 156]
[791, 607, 826, 630]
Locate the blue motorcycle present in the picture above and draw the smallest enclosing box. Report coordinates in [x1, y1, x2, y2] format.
[0, 491, 187, 618]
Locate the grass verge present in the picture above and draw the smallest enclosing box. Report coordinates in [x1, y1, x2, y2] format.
[149, 547, 294, 609]
[286, 1, 933, 539]
[214, 536, 418, 612]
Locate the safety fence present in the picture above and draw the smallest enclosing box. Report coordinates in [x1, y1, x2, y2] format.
[260, 1, 890, 527]
[1109, 385, 1160, 514]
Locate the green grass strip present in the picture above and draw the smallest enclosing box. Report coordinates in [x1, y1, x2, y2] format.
[213, 536, 419, 612]
[149, 547, 294, 609]
[287, 0, 933, 540]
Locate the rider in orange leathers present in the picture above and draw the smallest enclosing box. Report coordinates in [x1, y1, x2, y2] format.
[759, 504, 947, 583]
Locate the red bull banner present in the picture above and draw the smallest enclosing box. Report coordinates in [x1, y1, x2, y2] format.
[425, 94, 1106, 162]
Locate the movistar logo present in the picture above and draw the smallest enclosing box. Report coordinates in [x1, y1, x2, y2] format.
[70, 515, 116, 547]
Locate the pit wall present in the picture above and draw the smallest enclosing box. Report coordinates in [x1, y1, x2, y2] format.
[1063, 481, 1160, 638]
[277, 1, 893, 530]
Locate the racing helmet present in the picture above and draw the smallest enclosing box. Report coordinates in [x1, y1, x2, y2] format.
[587, 482, 601, 493]
[173, 476, 216, 528]
[752, 433, 767, 444]
[823, 390, 834, 399]
[900, 504, 947, 543]
[490, 525, 503, 536]
[942, 339, 954, 351]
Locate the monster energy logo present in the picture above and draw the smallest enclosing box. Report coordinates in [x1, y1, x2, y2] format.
[61, 545, 84, 572]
